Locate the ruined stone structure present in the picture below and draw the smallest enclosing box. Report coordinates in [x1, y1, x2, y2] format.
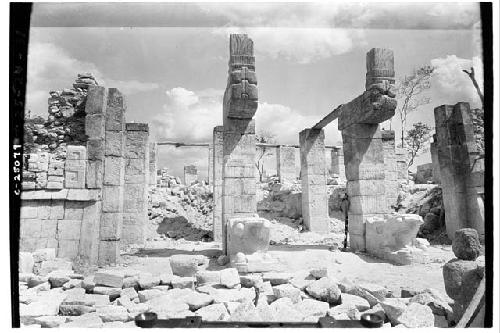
[276, 145, 296, 183]
[433, 102, 484, 240]
[212, 126, 224, 243]
[299, 128, 330, 233]
[330, 146, 345, 181]
[123, 123, 150, 246]
[183, 165, 198, 185]
[339, 49, 398, 251]
[221, 34, 273, 272]
[20, 79, 151, 265]
[415, 163, 434, 184]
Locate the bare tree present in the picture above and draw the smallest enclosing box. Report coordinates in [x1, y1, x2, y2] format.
[463, 67, 485, 154]
[396, 66, 434, 147]
[404, 122, 432, 168]
[255, 131, 276, 182]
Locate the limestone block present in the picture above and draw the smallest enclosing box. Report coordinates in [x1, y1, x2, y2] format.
[47, 181, 63, 190]
[349, 233, 366, 251]
[20, 218, 42, 238]
[98, 240, 121, 266]
[102, 185, 123, 213]
[347, 180, 385, 195]
[169, 255, 209, 277]
[122, 213, 146, 245]
[105, 131, 125, 157]
[224, 163, 255, 178]
[85, 86, 107, 114]
[227, 217, 270, 257]
[123, 183, 146, 212]
[85, 114, 105, 139]
[86, 160, 103, 188]
[95, 270, 125, 288]
[67, 145, 87, 160]
[223, 178, 256, 196]
[65, 159, 86, 188]
[100, 213, 122, 241]
[40, 219, 58, 238]
[125, 130, 149, 159]
[19, 252, 35, 273]
[125, 158, 147, 184]
[103, 156, 125, 186]
[57, 220, 82, 240]
[48, 161, 65, 176]
[365, 214, 424, 261]
[105, 88, 126, 131]
[338, 90, 396, 130]
[63, 201, 84, 220]
[223, 194, 256, 214]
[87, 139, 105, 161]
[58, 240, 80, 259]
[349, 195, 388, 214]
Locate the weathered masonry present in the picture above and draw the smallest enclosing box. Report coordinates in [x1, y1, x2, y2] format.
[20, 77, 152, 265]
[433, 102, 484, 240]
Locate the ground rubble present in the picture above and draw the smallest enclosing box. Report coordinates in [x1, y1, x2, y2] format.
[19, 248, 455, 328]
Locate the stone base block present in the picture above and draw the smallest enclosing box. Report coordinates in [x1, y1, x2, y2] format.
[227, 216, 270, 257]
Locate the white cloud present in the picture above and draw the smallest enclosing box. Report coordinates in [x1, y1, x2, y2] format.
[152, 87, 223, 142]
[25, 42, 159, 116]
[430, 55, 483, 108]
[214, 27, 358, 64]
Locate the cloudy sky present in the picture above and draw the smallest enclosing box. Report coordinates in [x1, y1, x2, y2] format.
[25, 2, 484, 178]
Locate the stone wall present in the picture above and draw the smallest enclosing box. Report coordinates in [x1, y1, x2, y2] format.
[415, 163, 434, 184]
[184, 165, 198, 185]
[20, 77, 151, 266]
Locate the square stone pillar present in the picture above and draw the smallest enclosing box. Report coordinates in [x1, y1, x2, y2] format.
[277, 145, 296, 184]
[82, 85, 108, 265]
[382, 130, 398, 210]
[208, 144, 213, 185]
[184, 165, 198, 185]
[330, 146, 345, 180]
[395, 148, 408, 183]
[343, 124, 388, 250]
[149, 142, 157, 186]
[222, 34, 259, 254]
[299, 128, 329, 234]
[212, 126, 224, 242]
[99, 88, 126, 265]
[434, 102, 484, 239]
[123, 123, 149, 246]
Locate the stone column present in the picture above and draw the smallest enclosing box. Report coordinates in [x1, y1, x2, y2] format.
[123, 123, 149, 246]
[208, 144, 213, 185]
[81, 85, 108, 265]
[222, 34, 259, 254]
[339, 48, 396, 251]
[149, 142, 157, 187]
[343, 124, 387, 250]
[184, 165, 198, 185]
[99, 88, 126, 265]
[212, 126, 224, 242]
[430, 135, 441, 183]
[330, 147, 345, 181]
[277, 145, 296, 184]
[382, 130, 398, 210]
[299, 128, 329, 233]
[434, 102, 484, 239]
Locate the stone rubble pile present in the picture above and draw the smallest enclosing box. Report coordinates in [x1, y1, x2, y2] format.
[19, 249, 454, 328]
[24, 73, 98, 152]
[148, 171, 213, 241]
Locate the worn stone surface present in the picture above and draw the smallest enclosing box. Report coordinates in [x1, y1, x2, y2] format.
[398, 303, 434, 327]
[299, 128, 329, 234]
[305, 277, 341, 305]
[195, 303, 230, 321]
[169, 255, 208, 277]
[452, 228, 481, 260]
[277, 146, 296, 184]
[273, 284, 301, 303]
[94, 270, 124, 288]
